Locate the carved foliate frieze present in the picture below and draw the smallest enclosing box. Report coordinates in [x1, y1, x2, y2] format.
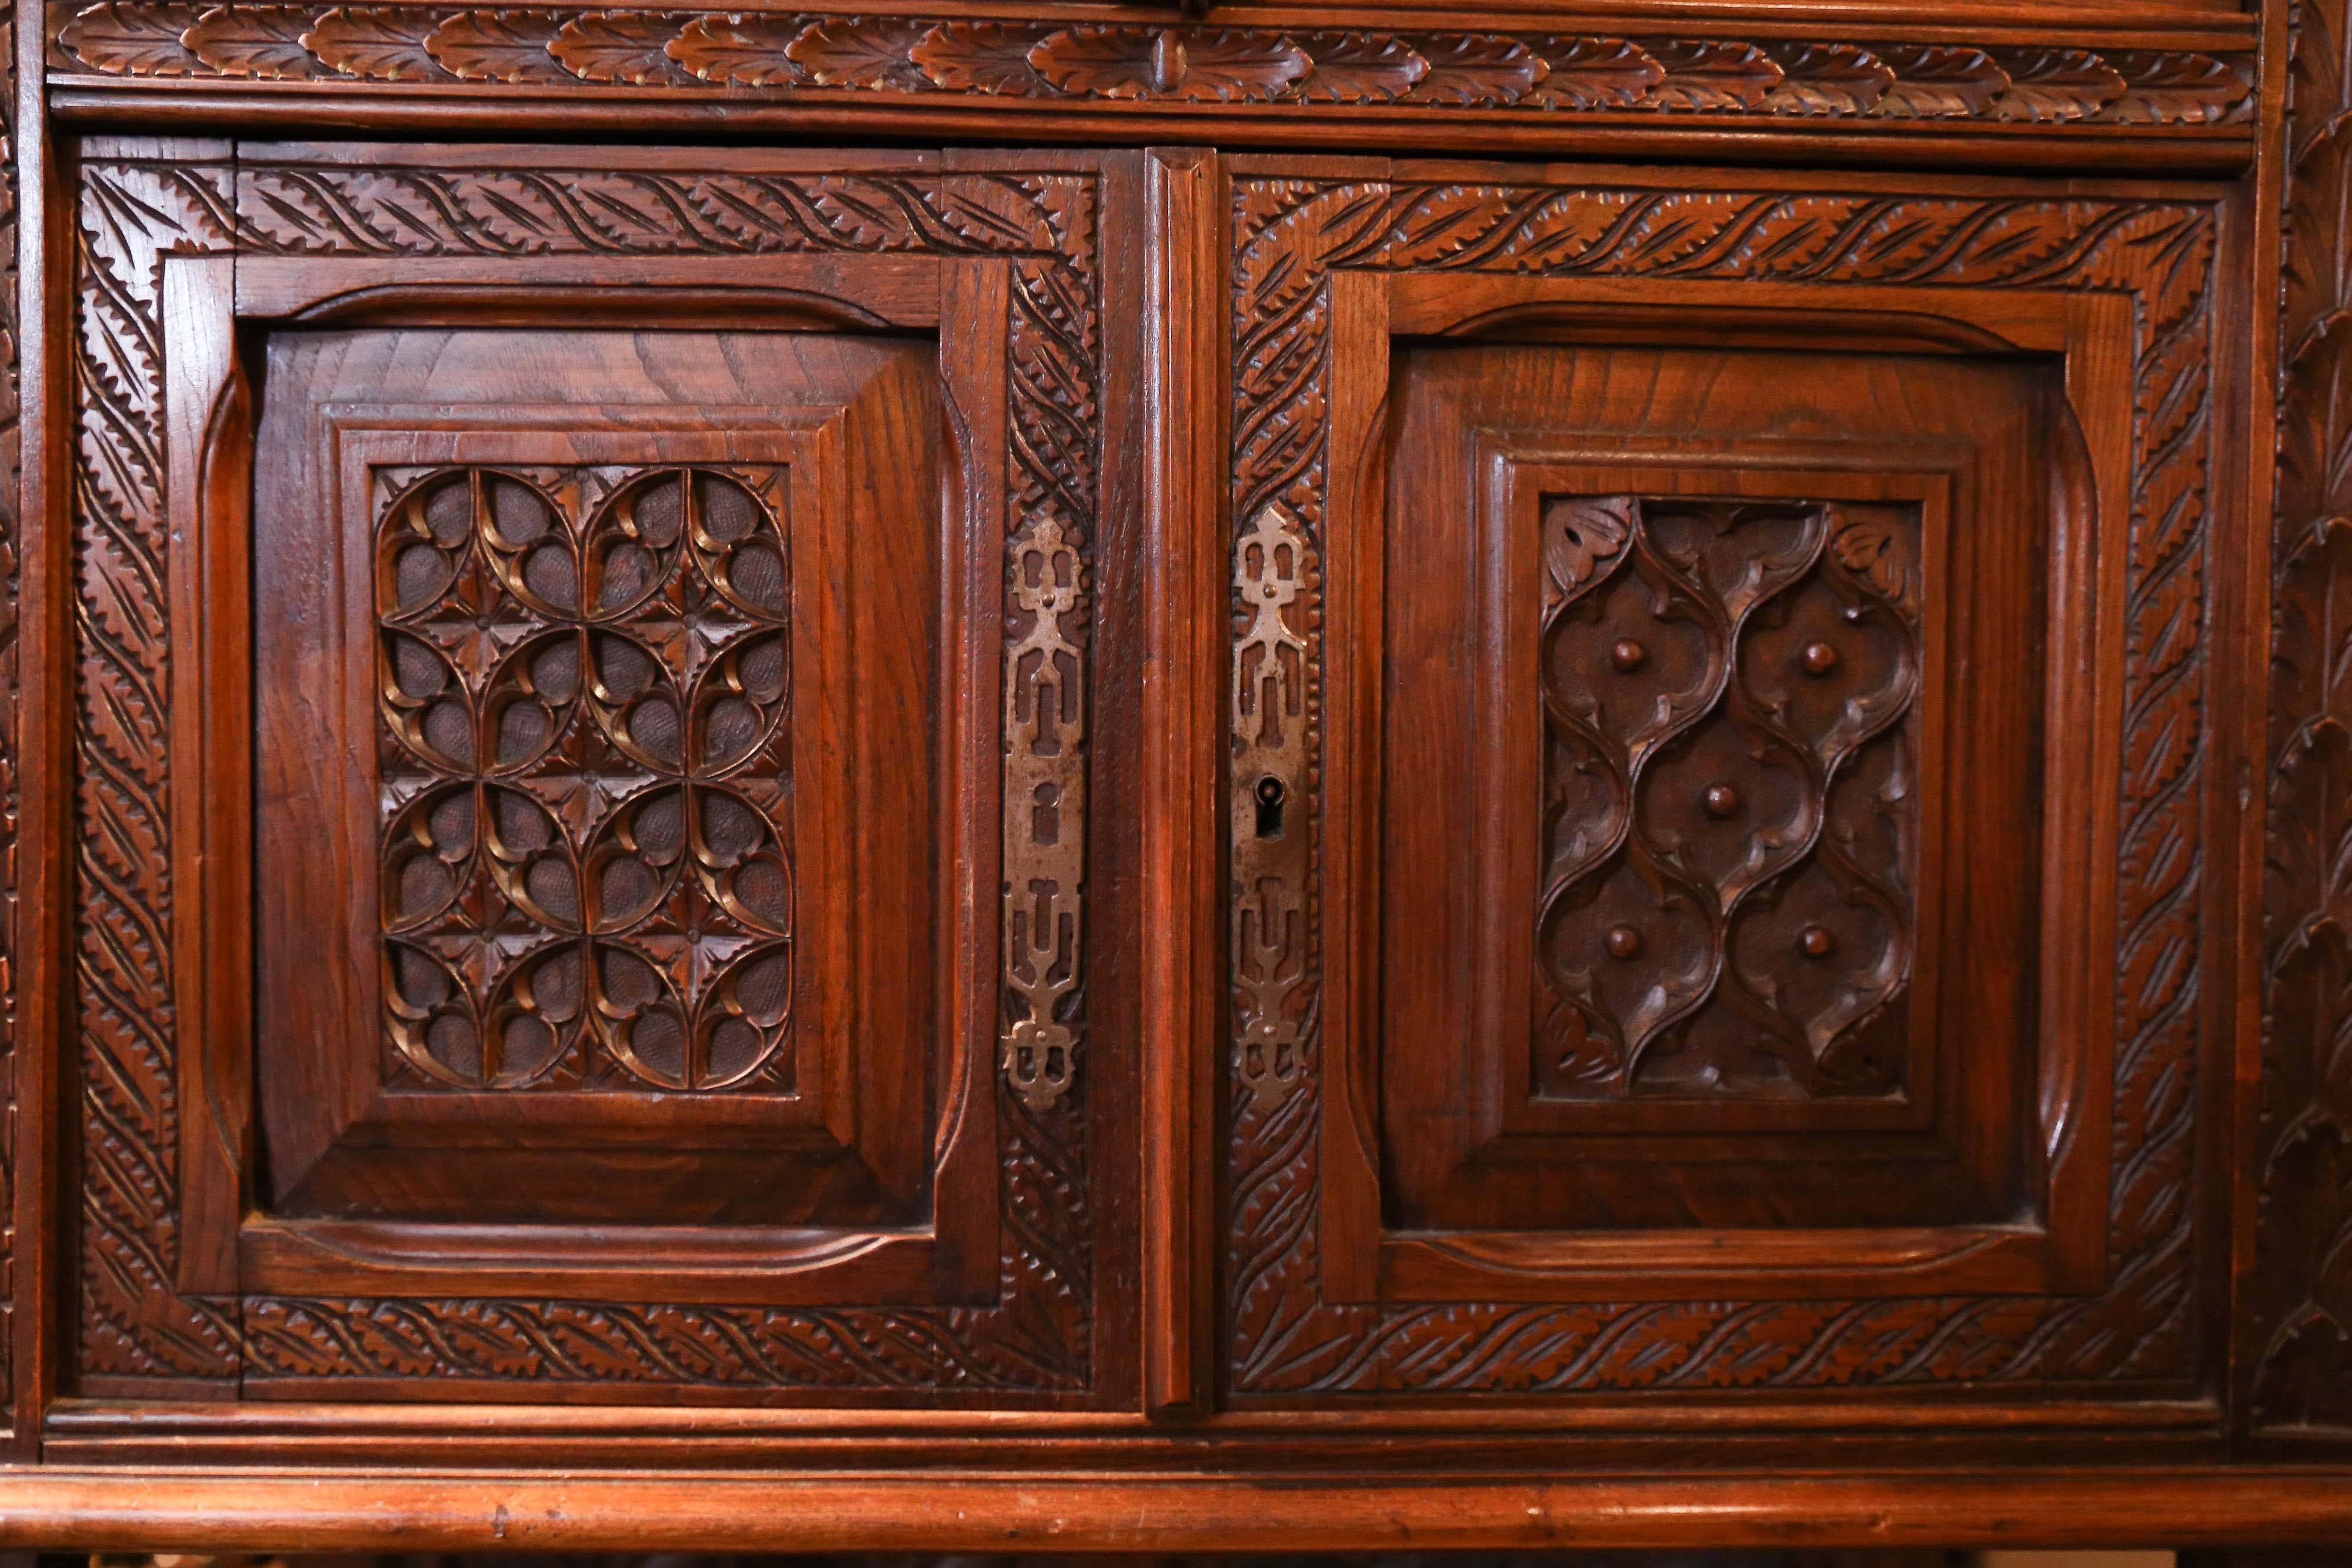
[2255, 0, 2352, 1435]
[375, 463, 796, 1095]
[1228, 179, 2213, 1395]
[46, 4, 2253, 132]
[1535, 496, 1919, 1102]
[75, 151, 1100, 1392]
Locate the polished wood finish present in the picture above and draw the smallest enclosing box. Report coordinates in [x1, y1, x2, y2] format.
[238, 326, 975, 1303]
[1371, 348, 2081, 1272]
[1224, 157, 2219, 1403]
[64, 139, 1141, 1407]
[37, 4, 2264, 170]
[0, 0, 2340, 1545]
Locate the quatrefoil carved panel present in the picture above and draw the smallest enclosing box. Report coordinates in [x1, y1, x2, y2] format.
[374, 463, 797, 1094]
[1533, 494, 1921, 1101]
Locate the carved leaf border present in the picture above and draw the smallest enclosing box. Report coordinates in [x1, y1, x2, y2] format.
[74, 152, 1100, 1392]
[2255, 0, 2352, 1435]
[1227, 179, 2216, 1396]
[45, 4, 2255, 130]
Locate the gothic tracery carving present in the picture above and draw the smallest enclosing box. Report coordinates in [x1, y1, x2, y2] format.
[375, 463, 797, 1095]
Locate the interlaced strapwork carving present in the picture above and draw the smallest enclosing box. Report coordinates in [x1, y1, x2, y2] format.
[1535, 496, 1917, 1101]
[375, 464, 795, 1094]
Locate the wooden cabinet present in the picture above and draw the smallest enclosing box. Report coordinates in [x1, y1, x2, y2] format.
[0, 0, 2347, 1549]
[64, 141, 1141, 1404]
[1220, 180, 2166, 1396]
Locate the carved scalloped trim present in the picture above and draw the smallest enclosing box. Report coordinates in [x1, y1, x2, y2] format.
[48, 3, 2256, 128]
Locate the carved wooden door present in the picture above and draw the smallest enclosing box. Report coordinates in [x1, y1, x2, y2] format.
[71, 138, 1144, 1405]
[1221, 156, 2230, 1412]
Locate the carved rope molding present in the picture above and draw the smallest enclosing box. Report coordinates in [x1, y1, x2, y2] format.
[2257, 0, 2352, 1433]
[75, 152, 1099, 1390]
[45, 4, 2254, 129]
[1227, 180, 2214, 1396]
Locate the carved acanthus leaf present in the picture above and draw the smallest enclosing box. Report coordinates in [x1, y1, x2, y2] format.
[300, 6, 436, 79]
[548, 9, 683, 84]
[423, 8, 565, 81]
[1990, 46, 2126, 122]
[45, 5, 2256, 129]
[1763, 42, 1894, 116]
[1639, 38, 1782, 111]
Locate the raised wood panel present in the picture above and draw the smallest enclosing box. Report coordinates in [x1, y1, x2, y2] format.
[252, 337, 946, 1238]
[1362, 337, 2115, 1303]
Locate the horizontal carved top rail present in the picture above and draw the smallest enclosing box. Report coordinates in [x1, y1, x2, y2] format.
[44, 1, 2258, 167]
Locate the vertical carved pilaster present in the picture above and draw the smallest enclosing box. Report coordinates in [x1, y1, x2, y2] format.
[0, 0, 19, 1416]
[2256, 0, 2352, 1435]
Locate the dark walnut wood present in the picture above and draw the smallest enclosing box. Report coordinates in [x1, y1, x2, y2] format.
[68, 141, 1135, 1402]
[369, 463, 804, 1100]
[1225, 165, 2204, 1399]
[0, 0, 21, 1439]
[2255, 0, 2352, 1437]
[1529, 492, 1925, 1105]
[1362, 320, 2089, 1272]
[0, 0, 2346, 1544]
[42, 4, 2253, 133]
[249, 330, 950, 1248]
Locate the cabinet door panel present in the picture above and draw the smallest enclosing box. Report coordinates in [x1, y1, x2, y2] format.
[71, 141, 1132, 1404]
[1224, 161, 2221, 1409]
[255, 329, 944, 1241]
[1377, 342, 2057, 1262]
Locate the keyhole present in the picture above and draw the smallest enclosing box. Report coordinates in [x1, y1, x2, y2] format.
[1254, 775, 1286, 838]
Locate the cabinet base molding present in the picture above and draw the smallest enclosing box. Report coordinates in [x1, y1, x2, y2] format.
[0, 1469, 2348, 1551]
